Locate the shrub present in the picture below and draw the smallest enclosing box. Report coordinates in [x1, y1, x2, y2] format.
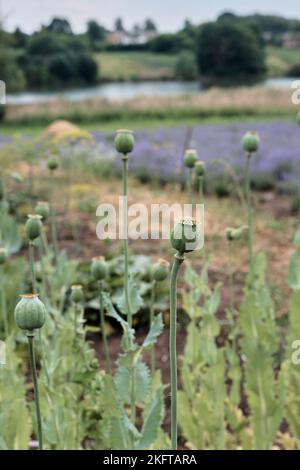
[175, 51, 198, 80]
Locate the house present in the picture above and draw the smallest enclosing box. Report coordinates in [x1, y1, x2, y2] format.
[282, 32, 300, 49]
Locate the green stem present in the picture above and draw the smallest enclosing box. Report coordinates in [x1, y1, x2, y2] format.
[27, 335, 43, 450]
[122, 155, 132, 327]
[169, 252, 184, 450]
[150, 280, 156, 375]
[227, 240, 234, 315]
[188, 168, 193, 205]
[99, 282, 111, 373]
[245, 153, 253, 267]
[0, 266, 8, 337]
[49, 171, 59, 265]
[29, 241, 37, 293]
[198, 175, 206, 263]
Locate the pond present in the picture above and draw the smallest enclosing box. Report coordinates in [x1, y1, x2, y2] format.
[6, 77, 297, 105]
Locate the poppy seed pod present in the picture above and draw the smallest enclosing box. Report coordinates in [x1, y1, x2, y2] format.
[91, 256, 108, 281]
[71, 284, 84, 304]
[14, 294, 46, 333]
[195, 160, 205, 177]
[242, 132, 260, 154]
[0, 247, 7, 264]
[47, 156, 59, 171]
[184, 149, 198, 169]
[226, 226, 247, 242]
[25, 215, 42, 241]
[114, 129, 135, 154]
[35, 201, 50, 221]
[171, 218, 201, 254]
[152, 258, 170, 282]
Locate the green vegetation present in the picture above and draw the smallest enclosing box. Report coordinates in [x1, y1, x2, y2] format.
[267, 46, 300, 76]
[95, 52, 178, 81]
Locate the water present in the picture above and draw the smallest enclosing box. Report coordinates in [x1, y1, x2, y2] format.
[6, 78, 297, 105]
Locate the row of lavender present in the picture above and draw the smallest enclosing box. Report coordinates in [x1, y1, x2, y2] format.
[94, 121, 300, 187]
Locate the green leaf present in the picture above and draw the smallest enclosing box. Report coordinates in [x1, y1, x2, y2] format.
[135, 389, 164, 450]
[116, 280, 144, 316]
[143, 313, 164, 349]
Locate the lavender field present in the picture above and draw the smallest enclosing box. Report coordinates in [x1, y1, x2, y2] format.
[93, 121, 300, 187]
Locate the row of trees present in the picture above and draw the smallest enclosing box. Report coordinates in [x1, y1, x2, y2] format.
[3, 12, 295, 91]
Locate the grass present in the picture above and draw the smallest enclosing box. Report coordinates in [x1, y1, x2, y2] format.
[2, 85, 297, 134]
[267, 46, 300, 76]
[95, 52, 178, 81]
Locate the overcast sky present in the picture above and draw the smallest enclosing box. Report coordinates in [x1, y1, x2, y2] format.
[1, 0, 300, 33]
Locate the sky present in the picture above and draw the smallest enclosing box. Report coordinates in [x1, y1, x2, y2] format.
[1, 0, 300, 33]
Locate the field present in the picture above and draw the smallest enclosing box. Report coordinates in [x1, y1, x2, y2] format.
[94, 52, 178, 81]
[1, 110, 300, 451]
[267, 46, 300, 76]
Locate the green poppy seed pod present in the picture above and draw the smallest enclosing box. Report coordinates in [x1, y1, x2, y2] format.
[47, 156, 59, 171]
[25, 215, 42, 241]
[14, 294, 46, 334]
[170, 218, 201, 254]
[114, 129, 135, 154]
[35, 201, 50, 221]
[152, 258, 170, 282]
[91, 256, 108, 281]
[184, 149, 198, 169]
[226, 226, 247, 242]
[71, 284, 84, 304]
[242, 131, 260, 154]
[195, 160, 205, 177]
[0, 247, 7, 264]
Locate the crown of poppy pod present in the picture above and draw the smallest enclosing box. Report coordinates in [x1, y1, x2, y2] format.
[114, 129, 135, 155]
[195, 160, 205, 177]
[71, 284, 84, 304]
[35, 201, 50, 221]
[171, 218, 201, 254]
[25, 214, 42, 241]
[91, 256, 108, 281]
[0, 247, 7, 265]
[47, 156, 59, 171]
[242, 131, 260, 154]
[152, 258, 170, 282]
[184, 149, 198, 169]
[14, 294, 46, 334]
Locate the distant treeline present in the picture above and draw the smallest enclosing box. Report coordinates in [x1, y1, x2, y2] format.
[1, 12, 300, 92]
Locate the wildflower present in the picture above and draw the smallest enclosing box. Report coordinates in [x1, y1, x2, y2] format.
[35, 201, 50, 222]
[91, 256, 108, 281]
[152, 259, 170, 282]
[170, 218, 201, 255]
[25, 215, 42, 241]
[184, 149, 198, 169]
[71, 284, 84, 304]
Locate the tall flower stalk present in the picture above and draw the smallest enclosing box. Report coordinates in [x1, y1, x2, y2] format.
[114, 129, 136, 424]
[184, 149, 197, 205]
[242, 132, 260, 267]
[150, 259, 169, 374]
[48, 156, 59, 265]
[14, 294, 46, 450]
[25, 215, 43, 293]
[169, 218, 200, 449]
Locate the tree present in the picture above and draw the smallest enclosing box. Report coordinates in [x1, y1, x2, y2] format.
[115, 18, 125, 32]
[144, 19, 157, 32]
[46, 17, 73, 34]
[196, 20, 266, 82]
[13, 27, 27, 48]
[76, 53, 98, 84]
[87, 20, 106, 45]
[0, 24, 25, 92]
[175, 51, 198, 80]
